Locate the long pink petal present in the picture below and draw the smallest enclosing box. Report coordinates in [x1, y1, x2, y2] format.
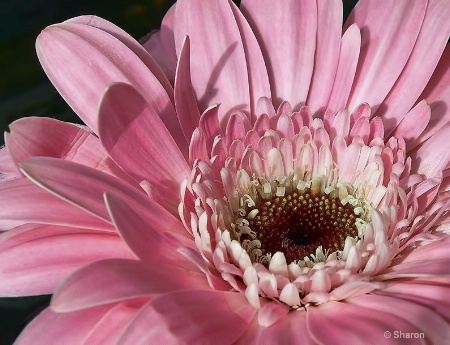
[308, 301, 422, 345]
[390, 100, 431, 149]
[349, 294, 450, 344]
[409, 124, 450, 178]
[65, 15, 174, 102]
[241, 0, 317, 109]
[345, 0, 427, 112]
[377, 259, 450, 280]
[105, 193, 193, 267]
[118, 290, 256, 345]
[5, 117, 139, 187]
[81, 301, 145, 345]
[306, 0, 342, 115]
[36, 20, 182, 140]
[230, 1, 271, 119]
[418, 45, 450, 145]
[19, 157, 150, 222]
[98, 83, 190, 211]
[174, 36, 201, 141]
[174, 0, 251, 121]
[237, 312, 315, 345]
[142, 4, 177, 83]
[0, 178, 110, 230]
[52, 259, 207, 312]
[14, 305, 112, 345]
[326, 24, 361, 113]
[0, 225, 133, 296]
[376, 0, 450, 134]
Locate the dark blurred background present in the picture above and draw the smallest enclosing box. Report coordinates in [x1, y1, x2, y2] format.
[0, 0, 358, 343]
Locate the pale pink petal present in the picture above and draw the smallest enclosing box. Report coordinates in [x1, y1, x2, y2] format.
[0, 178, 110, 230]
[104, 193, 192, 267]
[345, 0, 427, 112]
[19, 157, 150, 222]
[390, 100, 431, 149]
[258, 301, 289, 327]
[230, 1, 271, 119]
[376, 0, 450, 134]
[15, 305, 113, 345]
[52, 259, 207, 312]
[0, 225, 133, 296]
[377, 259, 450, 280]
[98, 82, 190, 211]
[81, 301, 145, 345]
[378, 282, 450, 322]
[410, 124, 450, 178]
[237, 312, 315, 345]
[142, 4, 177, 83]
[65, 15, 174, 101]
[308, 301, 422, 345]
[174, 0, 250, 122]
[419, 45, 450, 145]
[5, 117, 138, 187]
[349, 294, 450, 344]
[199, 104, 222, 149]
[396, 236, 450, 263]
[118, 290, 256, 345]
[37, 20, 181, 138]
[327, 24, 361, 113]
[241, 0, 317, 108]
[174, 36, 201, 142]
[307, 0, 342, 115]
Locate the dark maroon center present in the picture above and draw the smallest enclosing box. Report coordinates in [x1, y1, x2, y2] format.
[246, 190, 358, 263]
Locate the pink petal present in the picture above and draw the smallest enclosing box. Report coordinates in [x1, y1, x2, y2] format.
[142, 4, 177, 83]
[19, 157, 150, 222]
[326, 24, 361, 112]
[65, 15, 174, 102]
[37, 20, 181, 138]
[174, 36, 201, 142]
[241, 0, 317, 108]
[377, 259, 450, 280]
[81, 301, 145, 345]
[0, 178, 110, 231]
[0, 225, 133, 296]
[104, 193, 192, 266]
[419, 45, 450, 145]
[5, 117, 138, 187]
[174, 0, 251, 121]
[308, 301, 422, 345]
[306, 0, 342, 115]
[409, 124, 450, 179]
[15, 305, 113, 345]
[52, 259, 207, 312]
[345, 0, 427, 112]
[390, 100, 431, 149]
[238, 312, 314, 345]
[376, 0, 450, 134]
[98, 82, 190, 211]
[118, 290, 256, 345]
[349, 294, 450, 344]
[230, 1, 271, 119]
[258, 301, 290, 327]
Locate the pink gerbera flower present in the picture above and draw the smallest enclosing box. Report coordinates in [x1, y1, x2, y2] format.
[2, 0, 450, 343]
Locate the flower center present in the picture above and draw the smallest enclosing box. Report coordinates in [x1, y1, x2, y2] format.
[246, 189, 358, 263]
[231, 172, 369, 265]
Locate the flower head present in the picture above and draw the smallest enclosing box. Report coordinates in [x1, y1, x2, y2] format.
[2, 0, 450, 344]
